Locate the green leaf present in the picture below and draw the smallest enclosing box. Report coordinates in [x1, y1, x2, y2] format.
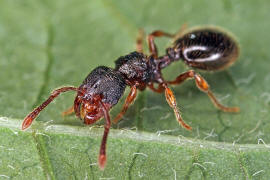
[0, 0, 269, 179]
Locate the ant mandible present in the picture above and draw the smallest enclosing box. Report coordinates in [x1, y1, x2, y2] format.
[22, 25, 240, 169]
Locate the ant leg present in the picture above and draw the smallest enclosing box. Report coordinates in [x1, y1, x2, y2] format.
[61, 106, 74, 116]
[148, 30, 174, 58]
[167, 70, 240, 112]
[74, 96, 82, 119]
[163, 84, 192, 130]
[113, 85, 137, 124]
[136, 29, 144, 53]
[99, 101, 111, 170]
[148, 24, 188, 57]
[22, 86, 78, 130]
[173, 23, 188, 41]
[167, 70, 195, 85]
[148, 82, 164, 93]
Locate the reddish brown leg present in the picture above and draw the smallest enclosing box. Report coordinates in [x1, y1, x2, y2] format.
[163, 84, 192, 130]
[74, 96, 82, 119]
[168, 70, 240, 112]
[22, 86, 78, 130]
[113, 85, 137, 124]
[148, 30, 174, 58]
[61, 106, 74, 116]
[167, 70, 195, 85]
[98, 101, 111, 170]
[136, 29, 144, 53]
[148, 82, 164, 93]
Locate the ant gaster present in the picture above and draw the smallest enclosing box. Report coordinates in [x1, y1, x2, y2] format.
[22, 26, 240, 169]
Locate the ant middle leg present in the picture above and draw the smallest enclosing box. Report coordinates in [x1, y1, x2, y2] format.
[113, 85, 137, 124]
[167, 70, 240, 112]
[162, 83, 192, 130]
[148, 82, 164, 93]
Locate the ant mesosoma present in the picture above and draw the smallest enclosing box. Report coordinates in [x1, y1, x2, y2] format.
[22, 26, 240, 169]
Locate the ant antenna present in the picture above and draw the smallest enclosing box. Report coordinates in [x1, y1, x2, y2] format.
[22, 86, 78, 130]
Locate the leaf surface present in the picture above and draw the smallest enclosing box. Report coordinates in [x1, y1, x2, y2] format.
[0, 0, 270, 179]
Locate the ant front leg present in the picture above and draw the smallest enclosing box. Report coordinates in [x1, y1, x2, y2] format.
[98, 101, 112, 170]
[167, 70, 240, 112]
[148, 30, 174, 58]
[113, 85, 137, 124]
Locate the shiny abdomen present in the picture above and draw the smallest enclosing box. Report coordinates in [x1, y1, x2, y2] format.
[173, 27, 239, 71]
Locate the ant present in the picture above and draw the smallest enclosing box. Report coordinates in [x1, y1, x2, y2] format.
[22, 25, 240, 170]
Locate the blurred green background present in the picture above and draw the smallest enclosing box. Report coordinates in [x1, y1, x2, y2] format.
[0, 0, 270, 179]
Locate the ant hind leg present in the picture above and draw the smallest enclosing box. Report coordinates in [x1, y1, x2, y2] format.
[173, 23, 188, 41]
[148, 82, 165, 93]
[147, 30, 174, 58]
[167, 70, 240, 113]
[147, 23, 189, 58]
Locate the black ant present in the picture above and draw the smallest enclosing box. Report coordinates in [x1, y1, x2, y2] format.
[22, 25, 240, 169]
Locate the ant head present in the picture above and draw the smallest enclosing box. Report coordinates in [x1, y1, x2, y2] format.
[74, 89, 108, 124]
[74, 66, 126, 124]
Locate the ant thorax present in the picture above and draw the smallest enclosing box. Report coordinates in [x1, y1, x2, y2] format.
[115, 51, 153, 86]
[80, 66, 126, 106]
